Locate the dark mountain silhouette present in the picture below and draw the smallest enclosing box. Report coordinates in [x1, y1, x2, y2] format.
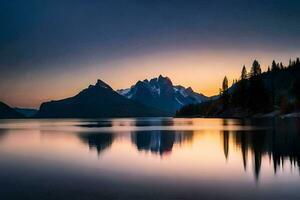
[14, 108, 37, 117]
[0, 101, 24, 119]
[35, 79, 167, 118]
[118, 75, 208, 115]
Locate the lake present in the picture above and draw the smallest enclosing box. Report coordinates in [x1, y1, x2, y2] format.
[0, 118, 300, 200]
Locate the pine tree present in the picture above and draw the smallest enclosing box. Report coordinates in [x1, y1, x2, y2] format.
[296, 57, 300, 65]
[271, 60, 279, 71]
[251, 60, 261, 77]
[241, 65, 247, 80]
[280, 62, 284, 70]
[232, 66, 248, 108]
[222, 76, 229, 110]
[248, 60, 271, 112]
[223, 76, 228, 91]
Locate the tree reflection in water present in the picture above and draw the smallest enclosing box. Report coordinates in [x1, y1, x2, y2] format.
[223, 118, 300, 180]
[77, 118, 300, 181]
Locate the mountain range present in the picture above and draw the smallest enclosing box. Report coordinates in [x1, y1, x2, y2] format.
[117, 75, 208, 115]
[0, 76, 208, 118]
[35, 79, 167, 118]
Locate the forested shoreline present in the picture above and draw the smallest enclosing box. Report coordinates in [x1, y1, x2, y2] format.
[176, 58, 300, 118]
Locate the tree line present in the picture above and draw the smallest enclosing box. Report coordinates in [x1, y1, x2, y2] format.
[176, 57, 300, 117]
[220, 57, 300, 114]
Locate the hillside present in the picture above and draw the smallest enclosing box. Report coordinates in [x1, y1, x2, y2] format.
[176, 58, 300, 118]
[0, 102, 24, 119]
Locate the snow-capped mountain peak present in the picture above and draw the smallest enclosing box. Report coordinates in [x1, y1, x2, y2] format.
[117, 75, 208, 114]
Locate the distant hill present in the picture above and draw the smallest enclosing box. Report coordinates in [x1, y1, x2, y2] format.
[117, 75, 208, 115]
[14, 108, 38, 117]
[35, 79, 167, 118]
[0, 102, 24, 119]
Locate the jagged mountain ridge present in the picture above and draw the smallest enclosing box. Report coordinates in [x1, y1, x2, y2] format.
[35, 79, 167, 118]
[117, 75, 208, 114]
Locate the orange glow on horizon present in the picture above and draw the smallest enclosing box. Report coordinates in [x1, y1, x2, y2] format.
[1, 49, 299, 108]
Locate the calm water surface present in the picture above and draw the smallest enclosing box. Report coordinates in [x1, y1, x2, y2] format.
[1, 118, 300, 200]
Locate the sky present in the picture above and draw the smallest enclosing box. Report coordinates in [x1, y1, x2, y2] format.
[0, 0, 300, 108]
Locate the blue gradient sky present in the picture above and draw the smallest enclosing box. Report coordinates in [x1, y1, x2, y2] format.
[1, 0, 300, 108]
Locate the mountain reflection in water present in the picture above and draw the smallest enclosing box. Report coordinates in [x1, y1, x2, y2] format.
[80, 133, 114, 155]
[131, 130, 193, 156]
[1, 118, 300, 200]
[76, 118, 300, 181]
